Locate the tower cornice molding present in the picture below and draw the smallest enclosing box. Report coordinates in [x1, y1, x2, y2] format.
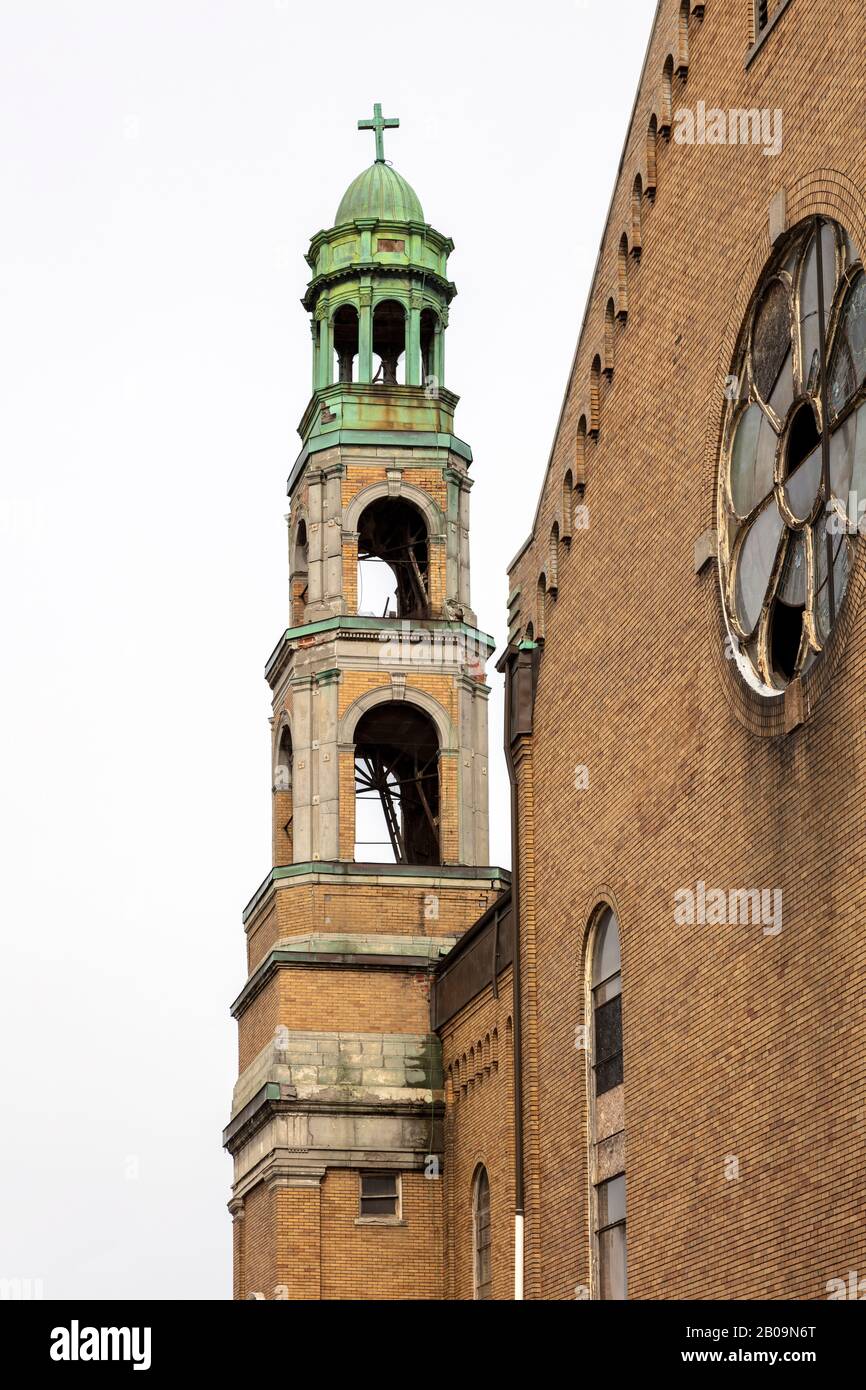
[241, 861, 511, 929]
[303, 261, 456, 313]
[265, 615, 496, 688]
[289, 433, 471, 495]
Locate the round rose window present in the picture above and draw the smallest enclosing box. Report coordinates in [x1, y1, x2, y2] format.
[718, 218, 866, 694]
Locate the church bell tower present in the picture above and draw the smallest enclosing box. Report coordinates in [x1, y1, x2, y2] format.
[224, 106, 507, 1300]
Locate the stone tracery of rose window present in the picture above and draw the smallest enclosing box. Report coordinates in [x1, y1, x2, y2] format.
[718, 217, 866, 694]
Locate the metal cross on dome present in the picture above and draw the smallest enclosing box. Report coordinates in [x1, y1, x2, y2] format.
[357, 102, 399, 163]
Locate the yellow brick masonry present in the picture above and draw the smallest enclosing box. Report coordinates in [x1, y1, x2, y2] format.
[507, 0, 866, 1299]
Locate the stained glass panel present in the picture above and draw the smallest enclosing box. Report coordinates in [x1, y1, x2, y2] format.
[829, 274, 866, 416]
[729, 404, 776, 515]
[829, 413, 856, 500]
[768, 348, 795, 420]
[850, 400, 866, 506]
[733, 500, 784, 634]
[783, 442, 821, 523]
[752, 279, 791, 401]
[779, 533, 807, 606]
[799, 224, 836, 395]
[815, 518, 852, 642]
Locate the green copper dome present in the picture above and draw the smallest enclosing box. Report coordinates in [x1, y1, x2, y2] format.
[335, 162, 425, 226]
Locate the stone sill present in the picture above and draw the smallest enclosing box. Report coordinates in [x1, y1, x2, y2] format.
[354, 1218, 407, 1228]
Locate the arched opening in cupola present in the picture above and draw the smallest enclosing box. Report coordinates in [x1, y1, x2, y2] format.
[333, 304, 359, 383]
[420, 307, 439, 387]
[357, 496, 430, 619]
[354, 701, 441, 865]
[373, 300, 407, 385]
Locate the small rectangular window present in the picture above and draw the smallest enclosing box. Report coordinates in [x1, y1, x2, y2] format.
[359, 1172, 401, 1220]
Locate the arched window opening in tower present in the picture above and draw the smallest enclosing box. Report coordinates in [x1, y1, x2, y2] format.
[420, 307, 438, 387]
[357, 496, 430, 619]
[273, 725, 293, 864]
[354, 702, 440, 865]
[333, 304, 359, 383]
[372, 300, 407, 385]
[274, 725, 293, 792]
[291, 519, 309, 626]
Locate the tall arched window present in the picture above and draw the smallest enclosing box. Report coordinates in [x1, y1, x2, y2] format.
[592, 907, 622, 1095]
[472, 1166, 492, 1300]
[589, 906, 626, 1300]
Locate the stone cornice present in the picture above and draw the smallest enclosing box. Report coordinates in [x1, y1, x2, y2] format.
[223, 1082, 445, 1154]
[231, 947, 441, 1018]
[264, 614, 496, 686]
[297, 382, 461, 443]
[288, 428, 472, 496]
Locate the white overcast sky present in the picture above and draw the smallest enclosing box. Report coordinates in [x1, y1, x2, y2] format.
[0, 1, 653, 1299]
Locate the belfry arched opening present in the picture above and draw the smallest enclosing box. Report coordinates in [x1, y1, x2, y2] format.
[353, 702, 440, 865]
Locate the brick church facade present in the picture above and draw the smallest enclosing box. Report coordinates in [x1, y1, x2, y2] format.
[225, 0, 866, 1299]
